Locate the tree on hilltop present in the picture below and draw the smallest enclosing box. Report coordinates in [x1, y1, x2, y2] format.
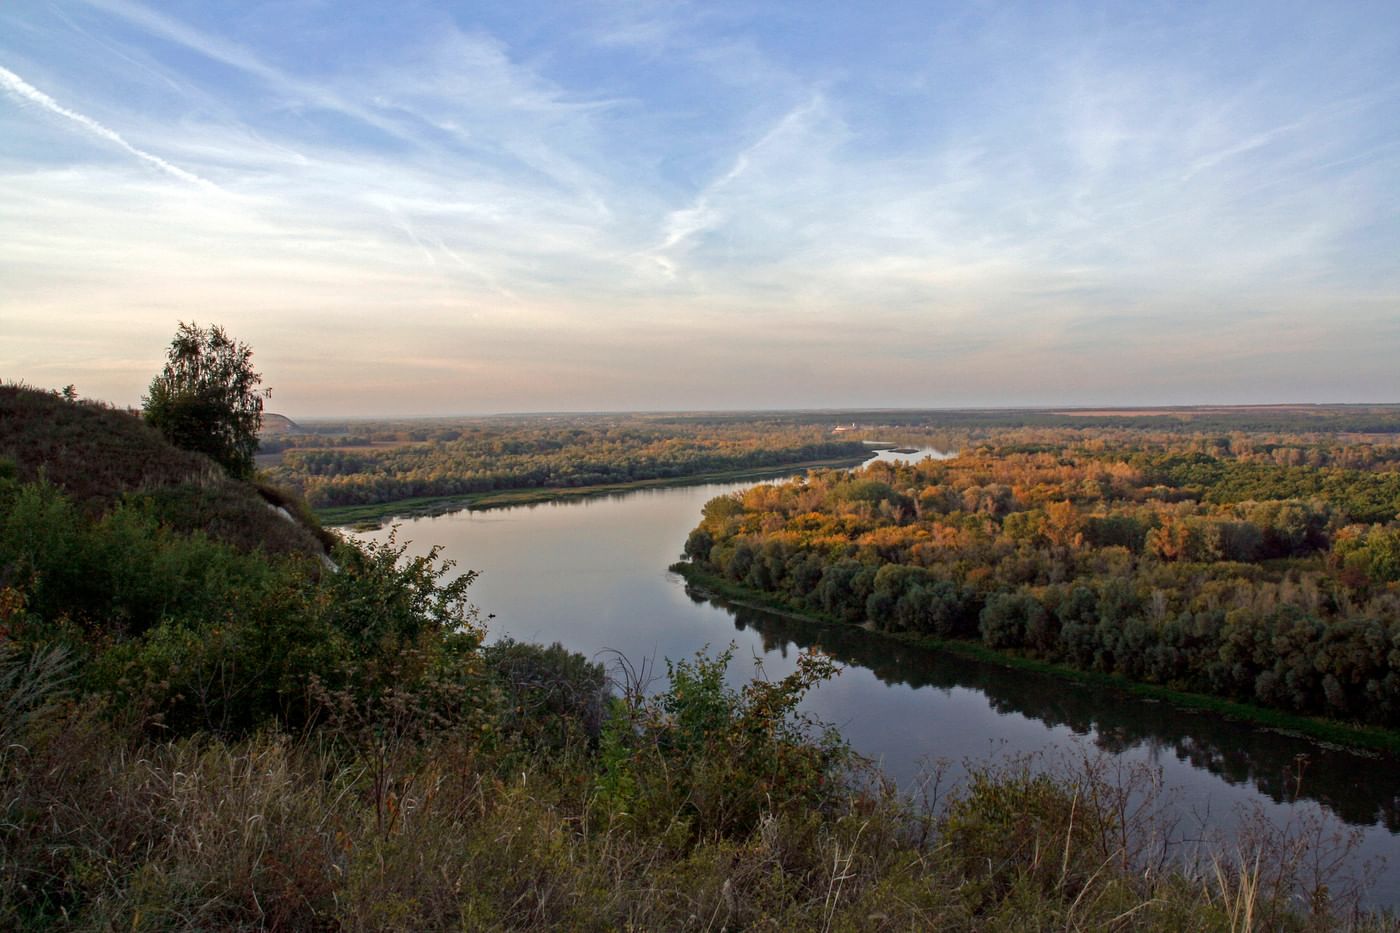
[143, 322, 269, 478]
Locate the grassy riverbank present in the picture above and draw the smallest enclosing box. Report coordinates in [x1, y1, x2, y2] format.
[315, 454, 875, 526]
[670, 562, 1400, 757]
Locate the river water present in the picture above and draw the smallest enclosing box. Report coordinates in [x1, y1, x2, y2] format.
[349, 448, 1400, 906]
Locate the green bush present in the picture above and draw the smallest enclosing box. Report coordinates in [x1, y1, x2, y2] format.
[596, 645, 850, 843]
[484, 638, 609, 749]
[0, 476, 491, 738]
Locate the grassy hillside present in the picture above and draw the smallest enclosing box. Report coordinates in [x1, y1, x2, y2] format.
[258, 412, 305, 435]
[0, 385, 331, 557]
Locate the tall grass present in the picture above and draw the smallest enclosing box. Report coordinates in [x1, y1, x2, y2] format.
[2, 644, 1393, 931]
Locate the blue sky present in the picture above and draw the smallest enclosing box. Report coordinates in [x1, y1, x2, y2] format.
[2, 0, 1398, 415]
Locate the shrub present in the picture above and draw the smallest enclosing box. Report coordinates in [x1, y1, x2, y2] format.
[484, 638, 609, 749]
[597, 646, 850, 842]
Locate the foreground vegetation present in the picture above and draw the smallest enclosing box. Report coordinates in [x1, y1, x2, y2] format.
[10, 638, 1393, 931]
[2, 387, 1396, 928]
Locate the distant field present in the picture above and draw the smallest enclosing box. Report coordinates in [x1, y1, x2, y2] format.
[1054, 405, 1392, 417]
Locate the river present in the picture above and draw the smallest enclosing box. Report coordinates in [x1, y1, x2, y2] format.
[349, 448, 1400, 907]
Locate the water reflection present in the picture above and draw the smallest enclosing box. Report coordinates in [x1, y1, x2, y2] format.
[692, 586, 1400, 833]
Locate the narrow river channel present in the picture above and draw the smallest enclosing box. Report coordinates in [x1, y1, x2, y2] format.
[349, 448, 1400, 907]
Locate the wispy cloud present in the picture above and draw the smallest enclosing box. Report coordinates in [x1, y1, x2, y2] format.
[75, 0, 413, 145]
[0, 64, 216, 189]
[653, 95, 830, 270]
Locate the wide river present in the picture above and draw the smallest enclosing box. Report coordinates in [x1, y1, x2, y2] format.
[351, 448, 1400, 907]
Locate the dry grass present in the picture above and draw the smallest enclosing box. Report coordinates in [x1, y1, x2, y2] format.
[3, 697, 1395, 930]
[0, 384, 328, 558]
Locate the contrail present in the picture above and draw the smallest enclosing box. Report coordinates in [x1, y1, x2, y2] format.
[0, 64, 218, 190]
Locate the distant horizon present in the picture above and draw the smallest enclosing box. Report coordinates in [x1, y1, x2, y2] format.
[14, 378, 1400, 421]
[4, 1, 1399, 413]
[268, 400, 1400, 423]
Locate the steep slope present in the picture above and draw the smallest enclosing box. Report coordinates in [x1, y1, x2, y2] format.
[0, 384, 331, 558]
[258, 412, 305, 435]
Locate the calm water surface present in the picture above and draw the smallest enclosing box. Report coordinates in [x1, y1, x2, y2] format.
[351, 449, 1400, 906]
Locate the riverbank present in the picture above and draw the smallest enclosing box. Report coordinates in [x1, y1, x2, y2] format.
[670, 562, 1400, 757]
[315, 454, 876, 527]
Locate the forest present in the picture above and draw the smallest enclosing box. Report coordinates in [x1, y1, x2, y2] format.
[680, 428, 1400, 730]
[260, 405, 1400, 517]
[261, 416, 872, 511]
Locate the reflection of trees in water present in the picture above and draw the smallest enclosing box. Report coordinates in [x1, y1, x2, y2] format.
[687, 586, 1400, 833]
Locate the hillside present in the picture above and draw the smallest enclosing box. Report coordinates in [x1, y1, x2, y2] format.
[258, 412, 305, 435]
[0, 385, 330, 558]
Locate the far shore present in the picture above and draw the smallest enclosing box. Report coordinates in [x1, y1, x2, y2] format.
[316, 453, 877, 527]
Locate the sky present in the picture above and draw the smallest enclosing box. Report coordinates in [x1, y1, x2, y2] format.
[2, 0, 1399, 416]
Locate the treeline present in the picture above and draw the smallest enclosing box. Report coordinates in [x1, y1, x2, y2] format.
[682, 436, 1400, 729]
[265, 419, 870, 509]
[662, 405, 1400, 435]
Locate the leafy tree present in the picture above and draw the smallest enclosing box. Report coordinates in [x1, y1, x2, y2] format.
[143, 322, 269, 477]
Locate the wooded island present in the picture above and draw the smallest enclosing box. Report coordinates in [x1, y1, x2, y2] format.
[680, 426, 1400, 738]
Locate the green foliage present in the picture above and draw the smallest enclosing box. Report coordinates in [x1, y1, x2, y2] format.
[0, 476, 279, 644]
[483, 638, 609, 749]
[979, 592, 1050, 651]
[1333, 524, 1400, 586]
[0, 470, 489, 736]
[597, 645, 849, 842]
[682, 524, 714, 561]
[143, 322, 269, 478]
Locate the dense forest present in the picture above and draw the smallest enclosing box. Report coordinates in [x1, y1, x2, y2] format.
[258, 405, 1400, 516]
[5, 386, 1395, 927]
[680, 430, 1400, 729]
[261, 416, 871, 511]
